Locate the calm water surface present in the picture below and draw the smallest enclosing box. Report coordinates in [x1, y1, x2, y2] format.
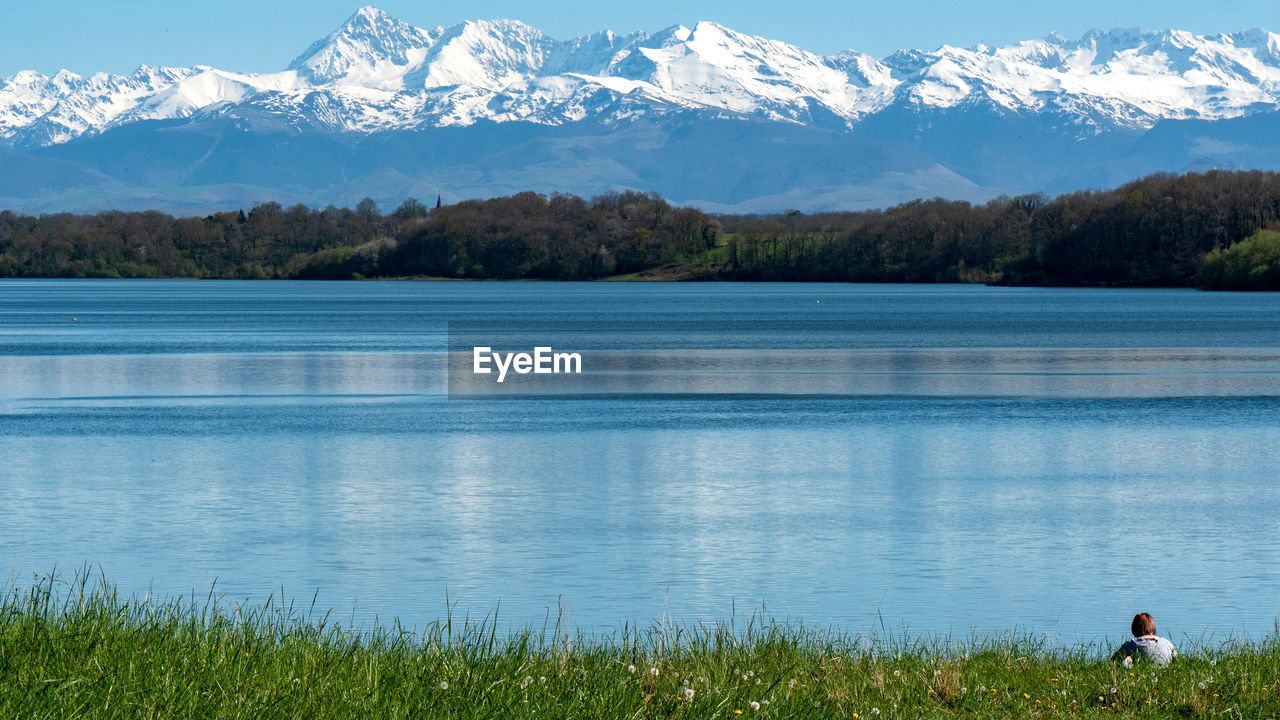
[2, 280, 1279, 643]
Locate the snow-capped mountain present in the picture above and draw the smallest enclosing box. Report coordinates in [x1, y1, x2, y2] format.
[6, 7, 1280, 214]
[0, 65, 197, 146]
[6, 7, 1280, 145]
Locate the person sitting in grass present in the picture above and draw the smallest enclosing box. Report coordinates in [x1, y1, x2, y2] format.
[1112, 612, 1177, 666]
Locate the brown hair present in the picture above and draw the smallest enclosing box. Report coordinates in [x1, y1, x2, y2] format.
[1131, 613, 1157, 637]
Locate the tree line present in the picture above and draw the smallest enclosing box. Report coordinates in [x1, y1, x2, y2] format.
[0, 191, 717, 281]
[1, 171, 1278, 289]
[717, 170, 1280, 289]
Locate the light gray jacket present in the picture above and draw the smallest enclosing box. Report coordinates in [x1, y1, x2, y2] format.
[1113, 635, 1177, 666]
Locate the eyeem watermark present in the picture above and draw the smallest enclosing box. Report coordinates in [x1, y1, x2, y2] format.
[472, 346, 582, 383]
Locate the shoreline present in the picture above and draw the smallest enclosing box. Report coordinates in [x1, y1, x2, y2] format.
[0, 274, 1251, 290]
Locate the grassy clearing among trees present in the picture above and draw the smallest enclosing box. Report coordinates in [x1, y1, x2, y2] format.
[3, 572, 1279, 718]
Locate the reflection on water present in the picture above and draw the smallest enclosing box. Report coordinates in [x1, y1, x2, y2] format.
[2, 280, 1280, 641]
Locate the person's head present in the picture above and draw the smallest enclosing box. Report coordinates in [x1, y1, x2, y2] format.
[1131, 613, 1157, 637]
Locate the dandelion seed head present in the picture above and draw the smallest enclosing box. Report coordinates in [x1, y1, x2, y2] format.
[682, 687, 695, 702]
[650, 667, 659, 677]
[439, 681, 449, 690]
[750, 701, 760, 711]
[627, 664, 636, 674]
[872, 709, 880, 716]
[539, 676, 547, 684]
[1111, 687, 1117, 694]
[1210, 659, 1217, 666]
[893, 669, 900, 677]
[1198, 682, 1206, 689]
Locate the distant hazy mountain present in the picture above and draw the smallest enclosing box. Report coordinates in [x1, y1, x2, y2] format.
[4, 7, 1280, 213]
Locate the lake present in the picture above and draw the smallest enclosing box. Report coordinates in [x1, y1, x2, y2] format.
[2, 279, 1279, 644]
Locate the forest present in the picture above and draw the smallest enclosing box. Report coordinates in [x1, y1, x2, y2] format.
[2, 170, 1279, 289]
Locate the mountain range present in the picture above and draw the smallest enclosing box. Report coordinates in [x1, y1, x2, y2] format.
[5, 7, 1280, 213]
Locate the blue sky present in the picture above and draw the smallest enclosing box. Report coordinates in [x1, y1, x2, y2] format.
[4, 0, 1280, 76]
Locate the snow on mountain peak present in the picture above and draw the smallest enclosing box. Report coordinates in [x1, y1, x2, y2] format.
[6, 12, 1280, 147]
[400, 19, 549, 93]
[288, 5, 435, 87]
[351, 5, 388, 23]
[543, 28, 643, 76]
[8, 69, 47, 85]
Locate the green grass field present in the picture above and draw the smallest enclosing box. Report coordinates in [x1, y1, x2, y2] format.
[3, 572, 1278, 718]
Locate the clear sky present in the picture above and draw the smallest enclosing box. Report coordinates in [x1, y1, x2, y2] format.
[4, 0, 1280, 77]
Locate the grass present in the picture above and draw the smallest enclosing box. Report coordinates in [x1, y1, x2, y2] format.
[601, 261, 722, 281]
[3, 572, 1280, 718]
